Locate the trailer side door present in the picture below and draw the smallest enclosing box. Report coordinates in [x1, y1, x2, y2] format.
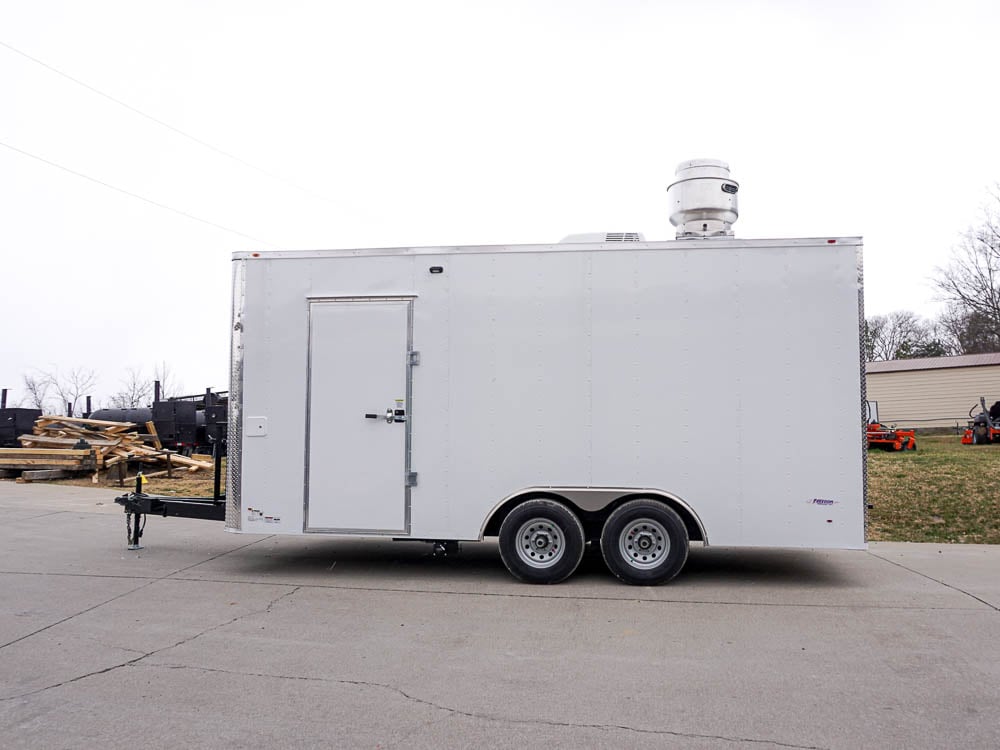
[305, 297, 413, 534]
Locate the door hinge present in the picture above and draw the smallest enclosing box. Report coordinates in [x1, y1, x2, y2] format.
[406, 472, 418, 487]
[408, 351, 420, 365]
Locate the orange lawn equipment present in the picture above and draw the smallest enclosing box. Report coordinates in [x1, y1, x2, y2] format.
[961, 397, 1000, 445]
[867, 422, 916, 451]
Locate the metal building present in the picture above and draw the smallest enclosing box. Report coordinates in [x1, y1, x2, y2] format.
[865, 353, 1000, 428]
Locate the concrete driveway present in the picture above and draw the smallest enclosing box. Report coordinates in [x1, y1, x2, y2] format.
[0, 481, 997, 749]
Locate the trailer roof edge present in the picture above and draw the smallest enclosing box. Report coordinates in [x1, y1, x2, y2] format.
[232, 236, 863, 261]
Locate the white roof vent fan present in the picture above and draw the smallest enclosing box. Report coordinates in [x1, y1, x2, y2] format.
[666, 159, 739, 239]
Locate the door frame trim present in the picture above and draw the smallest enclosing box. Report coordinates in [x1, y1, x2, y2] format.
[302, 295, 416, 535]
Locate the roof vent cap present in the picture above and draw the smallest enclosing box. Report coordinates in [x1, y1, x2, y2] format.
[667, 159, 739, 239]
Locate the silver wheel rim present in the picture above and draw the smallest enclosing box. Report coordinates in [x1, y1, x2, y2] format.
[514, 517, 565, 569]
[619, 518, 670, 570]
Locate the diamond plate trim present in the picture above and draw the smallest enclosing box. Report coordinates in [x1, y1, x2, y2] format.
[226, 259, 246, 531]
[857, 244, 868, 540]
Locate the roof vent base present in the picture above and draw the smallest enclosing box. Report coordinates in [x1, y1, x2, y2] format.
[674, 219, 735, 239]
[559, 232, 646, 244]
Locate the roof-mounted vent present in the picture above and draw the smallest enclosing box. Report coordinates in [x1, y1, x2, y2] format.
[667, 159, 739, 239]
[559, 232, 646, 244]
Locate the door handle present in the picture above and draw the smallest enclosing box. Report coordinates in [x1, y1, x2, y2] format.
[364, 408, 404, 424]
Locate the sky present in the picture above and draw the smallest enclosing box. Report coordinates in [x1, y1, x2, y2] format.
[2, 0, 999, 409]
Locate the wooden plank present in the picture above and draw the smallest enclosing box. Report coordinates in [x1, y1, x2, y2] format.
[34, 427, 100, 440]
[0, 448, 94, 456]
[20, 469, 71, 481]
[117, 453, 159, 465]
[18, 434, 122, 448]
[102, 425, 136, 435]
[147, 452, 212, 469]
[0, 459, 86, 467]
[99, 445, 211, 471]
[0, 447, 95, 467]
[146, 421, 162, 450]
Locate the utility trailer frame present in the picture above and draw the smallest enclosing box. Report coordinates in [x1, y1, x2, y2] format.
[118, 235, 867, 585]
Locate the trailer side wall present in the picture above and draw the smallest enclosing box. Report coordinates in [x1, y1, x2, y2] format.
[230, 238, 865, 549]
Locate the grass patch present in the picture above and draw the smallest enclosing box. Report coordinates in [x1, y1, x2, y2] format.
[867, 435, 1000, 543]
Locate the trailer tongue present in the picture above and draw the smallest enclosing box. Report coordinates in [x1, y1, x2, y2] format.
[115, 449, 227, 548]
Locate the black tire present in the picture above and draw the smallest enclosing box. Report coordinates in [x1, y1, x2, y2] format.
[600, 499, 689, 585]
[498, 499, 585, 584]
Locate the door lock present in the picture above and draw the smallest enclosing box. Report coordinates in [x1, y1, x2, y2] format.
[364, 408, 405, 424]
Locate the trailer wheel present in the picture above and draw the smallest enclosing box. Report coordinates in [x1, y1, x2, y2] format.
[498, 499, 585, 584]
[600, 499, 688, 585]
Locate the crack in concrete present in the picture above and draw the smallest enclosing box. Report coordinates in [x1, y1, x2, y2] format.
[866, 551, 999, 613]
[0, 585, 301, 703]
[134, 662, 826, 749]
[0, 535, 276, 652]
[163, 535, 276, 577]
[0, 578, 159, 652]
[0, 567, 992, 613]
[80, 638, 148, 657]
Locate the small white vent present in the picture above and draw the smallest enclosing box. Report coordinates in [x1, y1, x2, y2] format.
[560, 232, 646, 244]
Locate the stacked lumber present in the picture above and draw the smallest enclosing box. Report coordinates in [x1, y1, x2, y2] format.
[0, 448, 97, 481]
[0, 415, 213, 482]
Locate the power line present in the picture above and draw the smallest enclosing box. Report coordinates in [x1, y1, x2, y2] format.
[0, 38, 345, 209]
[0, 139, 277, 247]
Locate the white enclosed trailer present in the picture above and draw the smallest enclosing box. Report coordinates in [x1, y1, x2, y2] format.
[223, 161, 866, 585]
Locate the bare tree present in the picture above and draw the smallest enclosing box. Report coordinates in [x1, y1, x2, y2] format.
[866, 310, 930, 360]
[43, 367, 98, 416]
[937, 304, 1000, 355]
[107, 367, 152, 409]
[153, 361, 183, 400]
[22, 373, 52, 412]
[933, 186, 1000, 350]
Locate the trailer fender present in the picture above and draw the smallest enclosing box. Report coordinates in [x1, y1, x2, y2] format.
[480, 487, 707, 544]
